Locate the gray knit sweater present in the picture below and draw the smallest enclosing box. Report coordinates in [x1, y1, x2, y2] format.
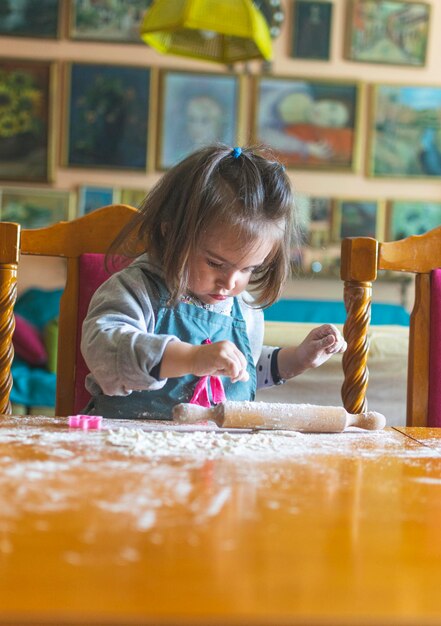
[81, 254, 280, 399]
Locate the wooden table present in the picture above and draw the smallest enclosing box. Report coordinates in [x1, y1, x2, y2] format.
[2, 416, 441, 626]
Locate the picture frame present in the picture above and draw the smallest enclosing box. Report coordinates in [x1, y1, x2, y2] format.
[69, 0, 151, 43]
[0, 59, 54, 183]
[295, 194, 339, 276]
[291, 1, 333, 61]
[387, 200, 441, 240]
[296, 193, 334, 247]
[77, 186, 120, 216]
[345, 0, 430, 67]
[0, 0, 61, 39]
[254, 76, 361, 172]
[368, 83, 441, 179]
[119, 188, 148, 207]
[66, 63, 151, 171]
[157, 69, 240, 170]
[334, 199, 386, 241]
[0, 187, 73, 228]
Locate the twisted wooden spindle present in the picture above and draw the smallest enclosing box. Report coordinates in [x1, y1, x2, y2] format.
[0, 223, 20, 415]
[342, 280, 371, 415]
[340, 237, 378, 417]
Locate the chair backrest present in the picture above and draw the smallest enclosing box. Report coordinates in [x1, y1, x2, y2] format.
[340, 225, 441, 427]
[0, 222, 20, 415]
[20, 204, 140, 416]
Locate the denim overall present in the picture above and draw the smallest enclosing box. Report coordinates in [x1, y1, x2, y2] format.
[92, 286, 256, 420]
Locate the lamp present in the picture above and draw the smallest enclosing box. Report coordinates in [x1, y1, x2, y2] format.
[140, 0, 273, 64]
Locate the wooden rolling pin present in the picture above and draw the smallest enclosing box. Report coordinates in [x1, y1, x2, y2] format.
[172, 401, 386, 433]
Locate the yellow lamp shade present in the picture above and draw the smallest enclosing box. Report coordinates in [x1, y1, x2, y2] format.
[140, 0, 273, 64]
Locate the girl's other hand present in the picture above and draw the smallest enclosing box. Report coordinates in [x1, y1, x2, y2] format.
[277, 324, 347, 380]
[296, 323, 346, 369]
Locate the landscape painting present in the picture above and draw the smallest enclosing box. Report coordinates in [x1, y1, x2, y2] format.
[369, 84, 441, 178]
[388, 200, 441, 239]
[0, 187, 73, 228]
[69, 0, 151, 42]
[346, 0, 430, 66]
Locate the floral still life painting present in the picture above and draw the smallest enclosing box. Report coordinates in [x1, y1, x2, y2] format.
[0, 59, 53, 182]
[67, 63, 150, 170]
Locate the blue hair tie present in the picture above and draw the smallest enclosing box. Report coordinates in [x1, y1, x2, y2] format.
[231, 146, 242, 159]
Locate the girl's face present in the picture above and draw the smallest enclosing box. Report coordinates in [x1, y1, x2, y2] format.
[187, 225, 274, 305]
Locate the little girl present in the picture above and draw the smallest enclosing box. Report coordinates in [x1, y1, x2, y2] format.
[81, 144, 346, 419]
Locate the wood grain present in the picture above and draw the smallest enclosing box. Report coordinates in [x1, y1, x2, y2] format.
[0, 222, 20, 414]
[1, 416, 441, 626]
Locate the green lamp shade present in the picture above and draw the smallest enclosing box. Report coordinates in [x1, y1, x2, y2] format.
[140, 0, 273, 63]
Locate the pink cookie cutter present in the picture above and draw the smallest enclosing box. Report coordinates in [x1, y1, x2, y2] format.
[68, 414, 103, 430]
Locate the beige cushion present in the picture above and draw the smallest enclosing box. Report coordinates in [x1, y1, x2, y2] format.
[258, 321, 408, 427]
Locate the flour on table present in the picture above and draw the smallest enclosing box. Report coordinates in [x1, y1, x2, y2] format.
[2, 416, 441, 558]
[105, 425, 406, 460]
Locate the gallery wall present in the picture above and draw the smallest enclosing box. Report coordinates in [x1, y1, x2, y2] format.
[1, 0, 440, 303]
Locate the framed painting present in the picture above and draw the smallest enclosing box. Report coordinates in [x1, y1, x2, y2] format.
[387, 200, 441, 240]
[119, 187, 147, 207]
[66, 63, 150, 171]
[77, 186, 119, 215]
[157, 70, 240, 169]
[334, 199, 385, 241]
[295, 194, 339, 276]
[291, 1, 333, 60]
[0, 0, 60, 38]
[368, 83, 441, 179]
[69, 0, 151, 43]
[0, 59, 54, 183]
[295, 194, 334, 247]
[0, 187, 73, 228]
[254, 76, 361, 171]
[345, 0, 430, 66]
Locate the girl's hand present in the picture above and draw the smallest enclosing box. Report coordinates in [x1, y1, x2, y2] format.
[160, 340, 249, 383]
[192, 340, 249, 383]
[277, 324, 347, 380]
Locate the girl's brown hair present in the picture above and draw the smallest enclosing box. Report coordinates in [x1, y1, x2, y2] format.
[109, 144, 298, 307]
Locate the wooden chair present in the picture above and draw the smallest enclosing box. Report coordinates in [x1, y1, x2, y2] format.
[13, 204, 139, 417]
[341, 226, 441, 427]
[0, 222, 21, 415]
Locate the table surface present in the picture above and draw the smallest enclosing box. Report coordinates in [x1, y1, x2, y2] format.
[2, 416, 441, 626]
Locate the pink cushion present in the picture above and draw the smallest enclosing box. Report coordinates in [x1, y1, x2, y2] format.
[428, 269, 441, 427]
[74, 254, 126, 413]
[13, 313, 48, 366]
